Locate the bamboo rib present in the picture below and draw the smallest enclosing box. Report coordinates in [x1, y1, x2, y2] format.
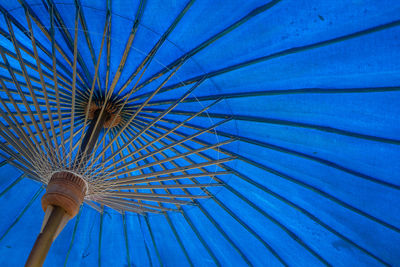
[108, 0, 146, 95]
[95, 97, 222, 174]
[87, 59, 187, 170]
[67, 6, 80, 164]
[75, 14, 110, 168]
[13, 1, 89, 87]
[4, 16, 52, 156]
[50, 5, 66, 165]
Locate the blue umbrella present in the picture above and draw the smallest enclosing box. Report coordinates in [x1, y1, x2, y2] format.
[0, 0, 399, 266]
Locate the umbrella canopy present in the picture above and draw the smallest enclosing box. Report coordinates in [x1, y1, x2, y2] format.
[0, 0, 399, 266]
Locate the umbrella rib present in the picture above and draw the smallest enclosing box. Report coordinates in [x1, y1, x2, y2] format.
[67, 6, 80, 164]
[141, 108, 400, 145]
[92, 128, 230, 187]
[0, 122, 36, 166]
[106, 157, 234, 186]
[102, 196, 176, 212]
[141, 113, 400, 191]
[4, 15, 54, 158]
[41, 0, 93, 87]
[134, 132, 214, 203]
[117, 0, 194, 95]
[97, 197, 167, 213]
[0, 7, 86, 90]
[49, 5, 67, 163]
[132, 116, 236, 160]
[103, 114, 230, 174]
[74, 0, 102, 90]
[130, 19, 400, 103]
[75, 13, 110, 166]
[104, 0, 112, 94]
[128, 0, 282, 95]
[93, 133, 179, 213]
[94, 200, 142, 214]
[24, 8, 61, 161]
[0, 28, 76, 89]
[99, 131, 210, 206]
[0, 93, 71, 108]
[104, 191, 211, 200]
[104, 118, 232, 177]
[126, 117, 231, 164]
[0, 48, 73, 91]
[114, 183, 222, 190]
[0, 54, 46, 156]
[108, 0, 146, 95]
[87, 130, 139, 205]
[0, 73, 70, 103]
[14, 0, 89, 88]
[91, 129, 142, 201]
[0, 104, 42, 157]
[111, 138, 234, 176]
[13, 119, 82, 147]
[93, 127, 229, 188]
[109, 173, 230, 187]
[0, 94, 38, 160]
[0, 120, 85, 174]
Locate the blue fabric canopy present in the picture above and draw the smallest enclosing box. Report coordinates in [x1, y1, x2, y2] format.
[0, 0, 399, 266]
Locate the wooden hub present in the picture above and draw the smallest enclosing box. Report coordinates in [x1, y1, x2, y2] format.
[86, 102, 122, 128]
[41, 171, 87, 217]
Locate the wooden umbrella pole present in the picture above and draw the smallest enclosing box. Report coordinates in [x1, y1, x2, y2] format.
[25, 109, 110, 267]
[25, 206, 68, 267]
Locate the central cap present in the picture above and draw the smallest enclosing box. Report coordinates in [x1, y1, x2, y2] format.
[41, 171, 87, 217]
[86, 102, 122, 128]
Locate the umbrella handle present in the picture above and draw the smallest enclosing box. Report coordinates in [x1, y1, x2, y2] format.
[25, 205, 69, 267]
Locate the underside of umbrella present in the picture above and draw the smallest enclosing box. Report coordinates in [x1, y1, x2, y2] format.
[0, 0, 399, 266]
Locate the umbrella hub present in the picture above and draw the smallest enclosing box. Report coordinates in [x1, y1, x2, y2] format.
[41, 171, 87, 218]
[86, 101, 122, 128]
